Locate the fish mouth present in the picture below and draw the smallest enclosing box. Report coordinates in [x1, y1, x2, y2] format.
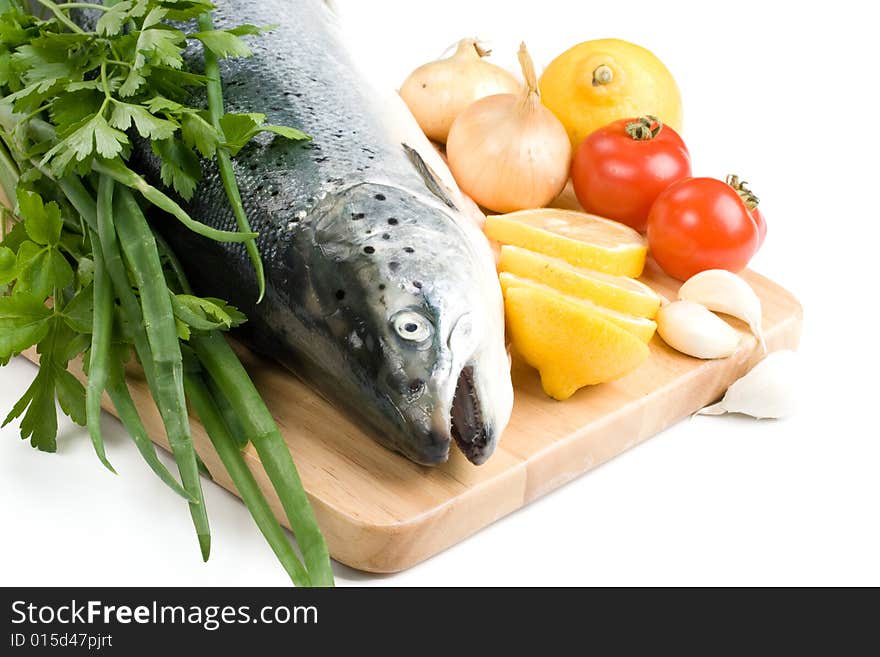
[450, 365, 493, 465]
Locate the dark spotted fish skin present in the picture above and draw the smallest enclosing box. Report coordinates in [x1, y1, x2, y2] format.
[132, 0, 513, 464]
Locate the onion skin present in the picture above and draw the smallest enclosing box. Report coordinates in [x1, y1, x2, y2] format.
[445, 44, 571, 214]
[399, 39, 521, 144]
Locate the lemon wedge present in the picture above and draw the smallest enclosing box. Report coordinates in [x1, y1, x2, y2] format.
[503, 284, 650, 400]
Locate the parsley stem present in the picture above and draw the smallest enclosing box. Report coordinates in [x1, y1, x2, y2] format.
[0, 142, 18, 207]
[55, 2, 111, 10]
[34, 0, 85, 34]
[19, 103, 55, 126]
[197, 12, 266, 303]
[99, 61, 112, 101]
[92, 160, 258, 244]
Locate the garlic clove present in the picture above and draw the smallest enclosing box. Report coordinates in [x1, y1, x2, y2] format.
[699, 350, 799, 419]
[656, 300, 741, 359]
[678, 269, 766, 354]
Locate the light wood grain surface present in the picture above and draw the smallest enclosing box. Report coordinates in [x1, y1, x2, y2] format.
[21, 258, 802, 572]
[7, 178, 802, 572]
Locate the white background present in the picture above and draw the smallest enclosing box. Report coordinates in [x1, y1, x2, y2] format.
[1, 0, 878, 586]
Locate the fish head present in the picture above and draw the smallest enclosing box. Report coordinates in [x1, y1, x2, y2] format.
[311, 182, 513, 465]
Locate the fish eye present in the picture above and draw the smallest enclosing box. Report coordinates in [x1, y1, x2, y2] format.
[392, 310, 433, 343]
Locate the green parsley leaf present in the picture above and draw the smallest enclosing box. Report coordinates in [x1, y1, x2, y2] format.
[0, 52, 13, 88]
[0, 245, 16, 285]
[226, 25, 273, 37]
[1, 77, 60, 113]
[49, 89, 103, 132]
[152, 137, 201, 200]
[117, 9, 186, 96]
[109, 102, 178, 140]
[137, 7, 185, 66]
[56, 331, 91, 366]
[97, 0, 136, 37]
[75, 255, 95, 288]
[62, 283, 94, 334]
[0, 292, 53, 359]
[171, 294, 246, 332]
[161, 1, 216, 22]
[0, 221, 28, 254]
[14, 241, 51, 297]
[43, 114, 130, 169]
[144, 95, 186, 114]
[181, 111, 219, 158]
[55, 367, 86, 426]
[119, 66, 147, 98]
[12, 43, 74, 85]
[91, 114, 130, 159]
[17, 188, 62, 246]
[144, 66, 207, 98]
[4, 366, 58, 451]
[191, 29, 253, 59]
[175, 316, 191, 341]
[14, 240, 74, 299]
[220, 112, 308, 156]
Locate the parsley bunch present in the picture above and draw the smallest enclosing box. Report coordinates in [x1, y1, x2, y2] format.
[0, 0, 332, 587]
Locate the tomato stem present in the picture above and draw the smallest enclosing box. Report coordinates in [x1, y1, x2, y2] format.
[625, 115, 663, 140]
[726, 174, 760, 210]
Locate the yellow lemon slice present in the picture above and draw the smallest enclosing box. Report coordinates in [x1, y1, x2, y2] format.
[485, 208, 647, 277]
[499, 245, 661, 318]
[499, 273, 656, 343]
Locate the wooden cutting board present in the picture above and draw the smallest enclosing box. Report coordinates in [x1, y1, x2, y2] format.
[19, 261, 802, 573]
[7, 185, 802, 573]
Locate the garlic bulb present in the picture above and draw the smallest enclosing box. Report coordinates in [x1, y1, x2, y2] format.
[400, 39, 522, 144]
[700, 350, 799, 418]
[679, 269, 766, 353]
[656, 300, 741, 359]
[446, 43, 572, 213]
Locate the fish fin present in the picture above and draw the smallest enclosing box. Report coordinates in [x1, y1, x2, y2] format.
[402, 143, 458, 210]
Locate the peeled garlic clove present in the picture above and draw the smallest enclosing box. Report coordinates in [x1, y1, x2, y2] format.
[700, 350, 798, 418]
[656, 300, 741, 359]
[679, 269, 766, 353]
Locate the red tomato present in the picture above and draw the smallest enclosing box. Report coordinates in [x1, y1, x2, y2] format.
[647, 177, 760, 281]
[751, 207, 767, 249]
[570, 116, 691, 232]
[725, 175, 767, 250]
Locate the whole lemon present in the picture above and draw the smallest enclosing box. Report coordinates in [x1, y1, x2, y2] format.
[539, 39, 683, 149]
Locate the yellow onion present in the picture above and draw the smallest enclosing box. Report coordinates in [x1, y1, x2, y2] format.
[400, 38, 521, 144]
[446, 43, 571, 213]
